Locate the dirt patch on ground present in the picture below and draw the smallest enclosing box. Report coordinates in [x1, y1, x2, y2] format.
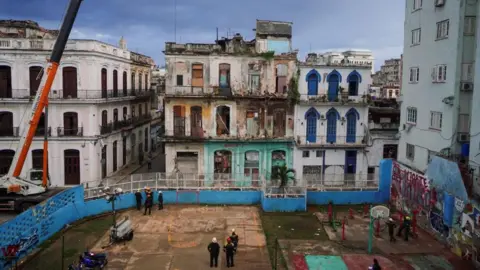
[91, 205, 271, 270]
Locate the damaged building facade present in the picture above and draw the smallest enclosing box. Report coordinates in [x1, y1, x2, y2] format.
[294, 51, 375, 186]
[162, 20, 297, 184]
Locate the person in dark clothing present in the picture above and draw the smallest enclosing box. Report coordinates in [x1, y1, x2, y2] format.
[134, 189, 142, 210]
[144, 187, 153, 215]
[158, 191, 163, 210]
[208, 237, 220, 267]
[223, 237, 235, 267]
[368, 258, 382, 270]
[397, 216, 412, 241]
[386, 218, 397, 242]
[230, 229, 239, 251]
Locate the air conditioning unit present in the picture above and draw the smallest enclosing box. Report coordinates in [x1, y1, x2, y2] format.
[435, 0, 445, 7]
[461, 82, 473, 92]
[457, 133, 470, 143]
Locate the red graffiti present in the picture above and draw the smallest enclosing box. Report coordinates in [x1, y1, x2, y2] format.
[1, 245, 19, 258]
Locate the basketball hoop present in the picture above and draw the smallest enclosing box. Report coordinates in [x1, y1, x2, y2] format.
[370, 205, 390, 219]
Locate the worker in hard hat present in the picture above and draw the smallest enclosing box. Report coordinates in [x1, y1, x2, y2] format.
[158, 190, 164, 210]
[397, 215, 412, 241]
[144, 187, 153, 216]
[386, 217, 397, 242]
[208, 237, 220, 267]
[134, 189, 142, 211]
[230, 229, 239, 251]
[223, 237, 235, 267]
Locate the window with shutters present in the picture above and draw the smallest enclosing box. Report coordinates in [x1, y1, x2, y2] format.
[191, 63, 204, 87]
[461, 63, 474, 82]
[176, 74, 183, 86]
[406, 143, 415, 160]
[411, 28, 421, 45]
[429, 111, 442, 130]
[413, 0, 422, 11]
[275, 64, 287, 93]
[407, 107, 417, 124]
[436, 20, 449, 39]
[432, 65, 447, 82]
[409, 67, 419, 83]
[458, 114, 470, 133]
[464, 16, 476, 35]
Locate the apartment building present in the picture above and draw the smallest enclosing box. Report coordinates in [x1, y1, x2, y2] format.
[293, 50, 375, 186]
[398, 0, 477, 174]
[162, 20, 297, 184]
[0, 21, 155, 186]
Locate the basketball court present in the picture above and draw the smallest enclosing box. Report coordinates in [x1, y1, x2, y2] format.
[91, 205, 271, 270]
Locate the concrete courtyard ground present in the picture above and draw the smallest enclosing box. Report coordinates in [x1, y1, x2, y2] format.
[275, 210, 476, 270]
[91, 205, 271, 270]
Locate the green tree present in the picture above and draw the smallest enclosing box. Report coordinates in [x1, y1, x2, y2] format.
[272, 165, 296, 189]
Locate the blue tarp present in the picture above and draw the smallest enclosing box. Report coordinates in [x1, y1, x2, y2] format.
[425, 156, 468, 202]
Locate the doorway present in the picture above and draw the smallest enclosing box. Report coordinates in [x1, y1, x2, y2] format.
[64, 149, 80, 185]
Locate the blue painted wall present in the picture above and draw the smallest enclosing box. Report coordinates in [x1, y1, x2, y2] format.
[261, 197, 307, 212]
[267, 40, 290, 54]
[307, 159, 393, 205]
[0, 159, 394, 268]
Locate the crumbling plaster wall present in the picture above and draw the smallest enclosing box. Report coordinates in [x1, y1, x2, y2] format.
[165, 99, 293, 139]
[165, 55, 296, 94]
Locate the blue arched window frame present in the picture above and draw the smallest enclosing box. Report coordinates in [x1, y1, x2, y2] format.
[326, 107, 340, 143]
[305, 107, 320, 143]
[346, 70, 362, 96]
[306, 69, 321, 96]
[345, 108, 360, 143]
[326, 70, 342, 102]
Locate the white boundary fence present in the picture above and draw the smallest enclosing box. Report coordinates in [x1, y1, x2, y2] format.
[83, 172, 379, 200]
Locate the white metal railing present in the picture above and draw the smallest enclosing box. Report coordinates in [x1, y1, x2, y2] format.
[83, 172, 263, 199]
[262, 177, 307, 198]
[303, 173, 379, 191]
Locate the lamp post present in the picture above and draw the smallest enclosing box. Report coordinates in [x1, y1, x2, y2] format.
[101, 187, 123, 243]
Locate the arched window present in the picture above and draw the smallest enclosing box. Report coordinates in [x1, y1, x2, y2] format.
[326, 108, 340, 143]
[29, 66, 43, 96]
[101, 68, 108, 98]
[327, 70, 342, 102]
[113, 70, 118, 97]
[244, 150, 260, 186]
[306, 69, 320, 96]
[62, 112, 79, 136]
[0, 149, 15, 175]
[0, 66, 12, 98]
[345, 108, 360, 143]
[144, 73, 148, 90]
[63, 67, 78, 98]
[304, 107, 320, 143]
[214, 150, 232, 175]
[139, 72, 143, 91]
[0, 111, 14, 136]
[64, 149, 80, 185]
[131, 72, 136, 91]
[347, 70, 362, 96]
[122, 71, 127, 96]
[219, 64, 230, 88]
[191, 106, 203, 138]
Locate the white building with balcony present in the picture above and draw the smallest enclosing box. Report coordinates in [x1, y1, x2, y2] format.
[293, 52, 374, 186]
[398, 0, 478, 173]
[0, 31, 154, 186]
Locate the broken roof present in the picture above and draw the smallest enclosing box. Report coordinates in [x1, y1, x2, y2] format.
[255, 20, 292, 37]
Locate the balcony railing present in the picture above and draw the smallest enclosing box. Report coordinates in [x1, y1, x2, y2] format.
[368, 122, 400, 130]
[0, 127, 20, 137]
[57, 127, 83, 137]
[162, 128, 205, 139]
[165, 86, 212, 96]
[299, 94, 367, 104]
[100, 115, 153, 135]
[35, 127, 52, 137]
[165, 85, 288, 98]
[100, 123, 113, 135]
[304, 173, 378, 191]
[296, 135, 366, 146]
[2, 89, 151, 100]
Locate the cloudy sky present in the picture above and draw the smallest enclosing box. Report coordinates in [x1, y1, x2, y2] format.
[3, 0, 404, 71]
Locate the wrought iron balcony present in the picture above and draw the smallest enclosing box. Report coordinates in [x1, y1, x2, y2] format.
[2, 89, 146, 100]
[0, 127, 19, 137]
[57, 127, 83, 137]
[35, 127, 52, 137]
[296, 135, 366, 147]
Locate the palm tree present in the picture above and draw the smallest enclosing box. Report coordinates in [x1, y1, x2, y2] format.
[272, 165, 296, 194]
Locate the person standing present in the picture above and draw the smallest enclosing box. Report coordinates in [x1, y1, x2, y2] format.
[397, 215, 412, 241]
[223, 237, 235, 267]
[386, 218, 397, 242]
[158, 190, 164, 210]
[230, 229, 239, 251]
[144, 187, 153, 215]
[134, 189, 142, 211]
[368, 258, 382, 270]
[208, 237, 220, 268]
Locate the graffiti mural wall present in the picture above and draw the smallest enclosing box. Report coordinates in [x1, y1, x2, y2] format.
[391, 157, 479, 267]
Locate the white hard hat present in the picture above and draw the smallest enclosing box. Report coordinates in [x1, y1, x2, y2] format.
[212, 237, 217, 243]
[232, 229, 235, 232]
[159, 191, 162, 193]
[389, 218, 393, 222]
